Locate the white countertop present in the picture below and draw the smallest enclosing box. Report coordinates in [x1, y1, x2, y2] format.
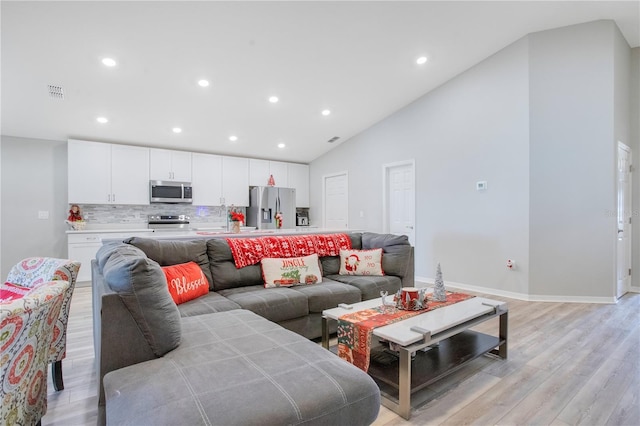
[66, 228, 153, 234]
[93, 228, 354, 242]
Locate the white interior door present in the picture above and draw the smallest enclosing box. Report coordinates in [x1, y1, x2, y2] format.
[384, 161, 415, 245]
[323, 173, 348, 229]
[616, 142, 632, 299]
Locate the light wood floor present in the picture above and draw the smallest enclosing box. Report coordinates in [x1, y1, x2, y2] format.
[42, 285, 639, 425]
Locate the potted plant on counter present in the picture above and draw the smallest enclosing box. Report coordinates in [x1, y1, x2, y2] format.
[228, 206, 245, 233]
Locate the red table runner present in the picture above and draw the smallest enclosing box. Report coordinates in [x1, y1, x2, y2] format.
[337, 291, 475, 372]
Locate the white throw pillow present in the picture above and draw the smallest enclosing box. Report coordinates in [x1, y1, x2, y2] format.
[261, 253, 322, 288]
[339, 249, 384, 276]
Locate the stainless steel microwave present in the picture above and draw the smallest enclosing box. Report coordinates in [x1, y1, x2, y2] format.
[149, 180, 193, 203]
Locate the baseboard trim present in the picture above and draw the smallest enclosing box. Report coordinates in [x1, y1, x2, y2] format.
[415, 276, 617, 304]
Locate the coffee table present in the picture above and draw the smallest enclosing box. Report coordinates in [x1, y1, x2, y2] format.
[322, 295, 508, 419]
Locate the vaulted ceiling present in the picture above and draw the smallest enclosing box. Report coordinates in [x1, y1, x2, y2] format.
[2, 1, 638, 163]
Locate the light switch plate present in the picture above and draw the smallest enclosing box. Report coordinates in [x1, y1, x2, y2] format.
[38, 210, 49, 219]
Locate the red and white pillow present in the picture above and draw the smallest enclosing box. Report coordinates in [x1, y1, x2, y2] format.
[0, 282, 34, 301]
[339, 249, 384, 276]
[261, 254, 322, 288]
[161, 262, 209, 305]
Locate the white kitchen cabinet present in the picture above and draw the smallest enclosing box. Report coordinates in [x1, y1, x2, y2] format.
[269, 161, 289, 187]
[68, 140, 150, 205]
[67, 234, 102, 282]
[222, 156, 249, 206]
[150, 148, 192, 181]
[111, 144, 151, 204]
[192, 153, 223, 206]
[287, 163, 310, 207]
[68, 140, 111, 204]
[67, 231, 152, 282]
[249, 159, 270, 186]
[249, 159, 289, 187]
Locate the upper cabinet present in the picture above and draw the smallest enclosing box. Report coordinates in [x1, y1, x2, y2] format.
[191, 153, 223, 206]
[269, 161, 289, 187]
[68, 140, 150, 205]
[149, 148, 192, 181]
[249, 159, 288, 187]
[222, 156, 249, 206]
[287, 163, 310, 208]
[68, 139, 304, 208]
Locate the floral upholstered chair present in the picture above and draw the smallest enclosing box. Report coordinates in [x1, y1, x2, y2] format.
[1, 280, 69, 426]
[4, 258, 81, 391]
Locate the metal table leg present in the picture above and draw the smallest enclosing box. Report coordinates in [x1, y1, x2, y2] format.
[398, 348, 412, 419]
[321, 316, 329, 349]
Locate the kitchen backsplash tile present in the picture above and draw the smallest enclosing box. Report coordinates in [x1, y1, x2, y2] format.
[78, 204, 242, 224]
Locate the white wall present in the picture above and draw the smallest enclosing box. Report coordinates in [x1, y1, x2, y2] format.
[311, 20, 631, 300]
[631, 47, 640, 291]
[613, 24, 632, 297]
[1, 136, 68, 278]
[528, 21, 621, 300]
[311, 37, 531, 295]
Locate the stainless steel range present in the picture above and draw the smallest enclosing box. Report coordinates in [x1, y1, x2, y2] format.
[147, 214, 190, 231]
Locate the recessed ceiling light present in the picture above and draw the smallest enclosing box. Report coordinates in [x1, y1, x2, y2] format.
[321, 109, 331, 116]
[198, 79, 210, 87]
[96, 117, 108, 124]
[172, 127, 182, 134]
[416, 56, 428, 65]
[269, 96, 279, 103]
[229, 135, 238, 142]
[102, 57, 117, 67]
[277, 143, 286, 149]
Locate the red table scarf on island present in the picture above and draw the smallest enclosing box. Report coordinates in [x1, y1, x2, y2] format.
[337, 292, 475, 372]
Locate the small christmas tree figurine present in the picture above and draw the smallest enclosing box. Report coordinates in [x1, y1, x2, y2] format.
[433, 262, 447, 302]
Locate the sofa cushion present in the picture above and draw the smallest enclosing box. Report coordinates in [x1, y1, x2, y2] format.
[103, 310, 380, 426]
[96, 242, 181, 357]
[162, 262, 209, 305]
[207, 239, 263, 291]
[319, 255, 340, 276]
[217, 285, 309, 323]
[261, 254, 322, 288]
[177, 291, 241, 317]
[362, 232, 412, 278]
[289, 279, 361, 313]
[326, 274, 402, 301]
[125, 237, 214, 291]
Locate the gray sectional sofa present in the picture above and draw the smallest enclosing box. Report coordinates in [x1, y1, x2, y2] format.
[92, 232, 414, 425]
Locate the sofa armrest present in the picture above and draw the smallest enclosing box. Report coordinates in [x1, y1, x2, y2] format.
[98, 293, 156, 406]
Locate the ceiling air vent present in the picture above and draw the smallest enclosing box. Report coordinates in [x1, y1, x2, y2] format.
[47, 84, 64, 99]
[327, 136, 340, 143]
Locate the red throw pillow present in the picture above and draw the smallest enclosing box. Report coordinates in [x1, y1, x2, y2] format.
[0, 282, 33, 301]
[161, 262, 209, 305]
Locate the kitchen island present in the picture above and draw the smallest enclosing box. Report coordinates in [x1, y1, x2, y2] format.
[67, 226, 344, 281]
[100, 227, 342, 242]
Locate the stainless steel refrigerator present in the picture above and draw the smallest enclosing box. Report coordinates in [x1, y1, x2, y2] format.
[247, 186, 296, 230]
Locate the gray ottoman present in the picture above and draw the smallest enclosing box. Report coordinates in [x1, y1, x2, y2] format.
[103, 310, 380, 425]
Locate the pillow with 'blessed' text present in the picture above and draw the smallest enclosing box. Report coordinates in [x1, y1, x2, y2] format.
[161, 261, 209, 305]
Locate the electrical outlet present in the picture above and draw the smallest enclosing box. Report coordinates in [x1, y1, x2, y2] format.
[38, 210, 49, 219]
